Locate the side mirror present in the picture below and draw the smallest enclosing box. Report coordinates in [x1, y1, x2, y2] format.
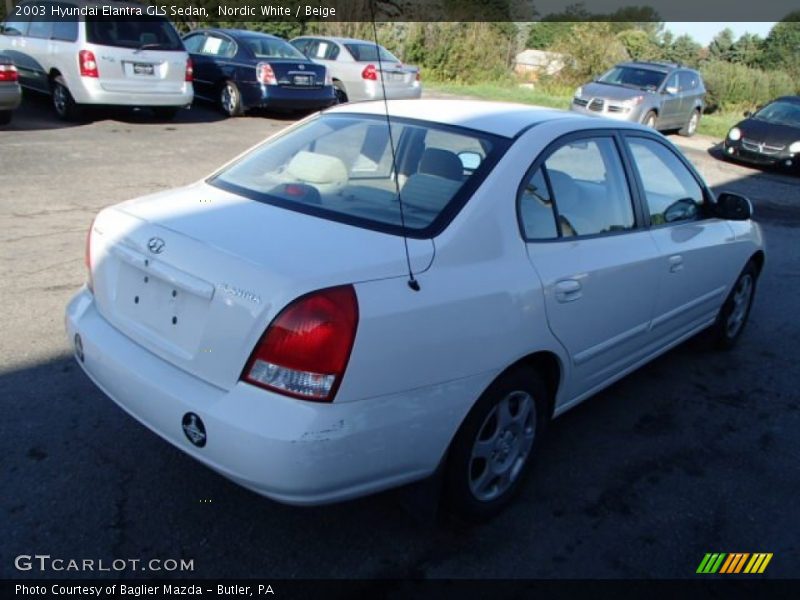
[458, 151, 481, 171]
[665, 85, 679, 95]
[715, 192, 752, 221]
[664, 198, 698, 223]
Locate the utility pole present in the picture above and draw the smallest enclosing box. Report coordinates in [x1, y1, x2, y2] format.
[4, 0, 13, 17]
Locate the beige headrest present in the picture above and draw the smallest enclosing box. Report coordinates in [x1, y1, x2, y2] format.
[286, 151, 348, 186]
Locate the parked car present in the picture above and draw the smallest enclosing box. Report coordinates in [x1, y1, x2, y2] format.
[290, 36, 421, 104]
[0, 51, 21, 125]
[183, 29, 335, 117]
[571, 61, 705, 137]
[0, 0, 192, 121]
[67, 100, 763, 519]
[723, 96, 800, 173]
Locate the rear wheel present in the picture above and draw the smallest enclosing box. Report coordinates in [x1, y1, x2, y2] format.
[219, 81, 244, 117]
[0, 110, 10, 125]
[444, 366, 549, 521]
[643, 110, 657, 129]
[710, 261, 758, 350]
[333, 82, 348, 104]
[679, 109, 700, 137]
[52, 77, 83, 121]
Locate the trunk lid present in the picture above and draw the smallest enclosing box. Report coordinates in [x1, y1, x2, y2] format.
[267, 59, 327, 88]
[90, 182, 433, 390]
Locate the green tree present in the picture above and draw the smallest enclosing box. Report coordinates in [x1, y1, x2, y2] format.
[617, 29, 660, 61]
[709, 28, 736, 61]
[730, 33, 763, 67]
[665, 34, 702, 66]
[760, 14, 800, 80]
[552, 22, 628, 84]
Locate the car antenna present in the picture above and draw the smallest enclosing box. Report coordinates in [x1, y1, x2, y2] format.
[369, 3, 420, 292]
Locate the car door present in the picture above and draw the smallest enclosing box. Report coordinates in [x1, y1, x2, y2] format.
[184, 32, 237, 100]
[520, 133, 662, 399]
[623, 134, 741, 345]
[15, 17, 51, 92]
[659, 72, 681, 128]
[182, 32, 209, 97]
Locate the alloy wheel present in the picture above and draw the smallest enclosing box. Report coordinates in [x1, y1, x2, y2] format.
[726, 273, 754, 338]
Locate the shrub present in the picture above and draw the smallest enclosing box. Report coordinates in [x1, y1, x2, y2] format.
[700, 60, 796, 112]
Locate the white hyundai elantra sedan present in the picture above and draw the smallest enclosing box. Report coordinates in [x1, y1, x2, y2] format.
[66, 100, 764, 519]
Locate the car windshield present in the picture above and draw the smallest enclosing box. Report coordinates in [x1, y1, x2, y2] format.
[344, 43, 400, 63]
[598, 66, 667, 92]
[209, 114, 504, 236]
[86, 16, 183, 50]
[753, 100, 800, 128]
[242, 37, 306, 59]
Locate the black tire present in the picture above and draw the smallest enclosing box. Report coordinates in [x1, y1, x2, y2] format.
[51, 77, 83, 121]
[679, 109, 701, 137]
[443, 365, 549, 521]
[0, 110, 11, 125]
[219, 80, 244, 117]
[333, 82, 348, 104]
[709, 261, 758, 350]
[152, 106, 181, 121]
[642, 110, 658, 130]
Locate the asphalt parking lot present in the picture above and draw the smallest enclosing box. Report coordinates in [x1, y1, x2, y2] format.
[2, 93, 799, 580]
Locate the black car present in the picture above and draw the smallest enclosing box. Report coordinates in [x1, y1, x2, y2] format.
[723, 96, 800, 173]
[182, 29, 336, 117]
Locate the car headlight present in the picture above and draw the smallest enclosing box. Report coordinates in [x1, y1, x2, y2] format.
[728, 127, 742, 141]
[621, 95, 644, 108]
[789, 141, 800, 154]
[574, 86, 582, 99]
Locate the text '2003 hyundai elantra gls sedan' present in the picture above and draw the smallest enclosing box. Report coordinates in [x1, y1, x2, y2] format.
[66, 100, 764, 519]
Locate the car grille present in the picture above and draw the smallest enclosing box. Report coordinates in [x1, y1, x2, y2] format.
[573, 97, 589, 107]
[741, 138, 785, 155]
[607, 104, 626, 113]
[588, 98, 604, 112]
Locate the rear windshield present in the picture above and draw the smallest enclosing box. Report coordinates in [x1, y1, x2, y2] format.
[209, 114, 507, 237]
[344, 43, 399, 63]
[86, 16, 183, 51]
[598, 66, 667, 92]
[242, 37, 306, 59]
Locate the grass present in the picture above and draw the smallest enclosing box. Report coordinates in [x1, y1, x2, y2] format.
[426, 81, 738, 140]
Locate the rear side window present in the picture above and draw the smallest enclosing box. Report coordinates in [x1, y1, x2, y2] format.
[678, 71, 698, 91]
[242, 37, 306, 59]
[86, 16, 183, 51]
[627, 137, 704, 226]
[519, 168, 559, 240]
[51, 18, 78, 42]
[1, 15, 30, 37]
[198, 35, 236, 58]
[210, 114, 505, 237]
[26, 19, 52, 40]
[344, 43, 399, 63]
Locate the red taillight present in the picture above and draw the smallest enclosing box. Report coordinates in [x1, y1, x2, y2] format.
[85, 217, 95, 292]
[185, 57, 193, 82]
[78, 50, 98, 78]
[361, 64, 378, 81]
[0, 64, 18, 82]
[242, 286, 359, 402]
[256, 62, 277, 85]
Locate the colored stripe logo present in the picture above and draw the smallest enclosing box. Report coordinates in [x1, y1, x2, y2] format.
[696, 553, 773, 574]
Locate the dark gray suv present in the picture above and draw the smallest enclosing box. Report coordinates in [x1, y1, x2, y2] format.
[570, 61, 706, 137]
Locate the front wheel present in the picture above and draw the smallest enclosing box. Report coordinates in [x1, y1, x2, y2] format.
[710, 262, 758, 350]
[679, 109, 700, 137]
[333, 83, 348, 104]
[219, 81, 244, 117]
[444, 366, 549, 521]
[642, 110, 658, 130]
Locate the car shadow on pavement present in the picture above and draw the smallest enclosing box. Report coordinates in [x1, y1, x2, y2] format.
[4, 91, 307, 132]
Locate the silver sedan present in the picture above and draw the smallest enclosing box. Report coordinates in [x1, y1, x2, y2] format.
[290, 36, 421, 104]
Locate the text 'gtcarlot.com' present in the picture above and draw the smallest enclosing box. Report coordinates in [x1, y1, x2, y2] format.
[13, 554, 194, 572]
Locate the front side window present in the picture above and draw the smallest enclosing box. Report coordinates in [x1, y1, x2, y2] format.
[627, 137, 704, 226]
[678, 71, 697, 91]
[210, 114, 504, 236]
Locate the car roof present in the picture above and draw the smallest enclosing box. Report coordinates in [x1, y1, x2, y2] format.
[325, 99, 646, 138]
[774, 95, 800, 104]
[293, 36, 384, 46]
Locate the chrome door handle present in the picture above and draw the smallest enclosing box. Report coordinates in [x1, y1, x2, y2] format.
[669, 255, 684, 273]
[555, 279, 582, 303]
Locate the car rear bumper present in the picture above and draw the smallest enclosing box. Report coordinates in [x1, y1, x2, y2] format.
[242, 83, 336, 111]
[69, 79, 193, 107]
[0, 83, 21, 110]
[66, 288, 484, 505]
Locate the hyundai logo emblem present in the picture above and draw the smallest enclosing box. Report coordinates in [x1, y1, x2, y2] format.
[147, 237, 165, 254]
[182, 413, 206, 447]
[298, 64, 305, 70]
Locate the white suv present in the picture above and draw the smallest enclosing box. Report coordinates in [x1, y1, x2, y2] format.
[0, 0, 193, 120]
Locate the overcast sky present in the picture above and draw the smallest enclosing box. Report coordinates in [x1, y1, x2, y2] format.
[663, 22, 776, 45]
